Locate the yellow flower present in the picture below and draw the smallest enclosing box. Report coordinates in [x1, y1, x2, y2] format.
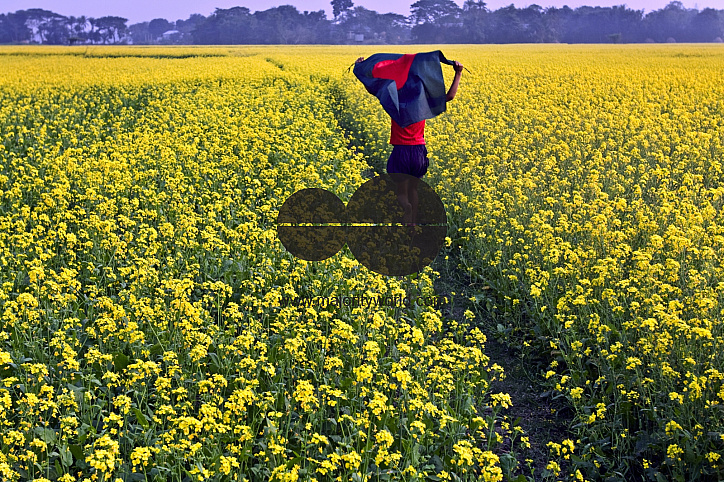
[130, 447, 153, 468]
[491, 392, 512, 408]
[86, 434, 119, 475]
[545, 461, 561, 476]
[293, 379, 318, 412]
[665, 420, 683, 437]
[667, 444, 684, 461]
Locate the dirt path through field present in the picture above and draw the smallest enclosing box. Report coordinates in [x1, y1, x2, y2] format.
[433, 255, 576, 480]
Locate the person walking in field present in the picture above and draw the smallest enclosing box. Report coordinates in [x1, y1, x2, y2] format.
[354, 52, 463, 225]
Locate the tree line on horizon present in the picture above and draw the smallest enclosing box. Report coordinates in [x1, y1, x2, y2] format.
[1, 1, 723, 45]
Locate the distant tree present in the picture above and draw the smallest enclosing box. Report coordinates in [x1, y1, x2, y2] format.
[302, 10, 332, 43]
[255, 5, 301, 43]
[410, 0, 461, 25]
[0, 14, 10, 43]
[41, 16, 70, 44]
[67, 16, 89, 43]
[128, 22, 153, 44]
[95, 16, 127, 44]
[542, 5, 573, 42]
[643, 1, 696, 42]
[0, 12, 32, 43]
[336, 6, 409, 43]
[690, 8, 722, 42]
[560, 5, 642, 43]
[463, 0, 487, 12]
[611, 5, 645, 42]
[409, 0, 461, 42]
[332, 0, 354, 19]
[461, 0, 488, 42]
[559, 6, 595, 42]
[486, 4, 525, 43]
[148, 18, 172, 40]
[378, 12, 410, 43]
[21, 8, 63, 43]
[193, 7, 256, 44]
[253, 6, 329, 44]
[175, 14, 205, 43]
[518, 4, 545, 42]
[87, 17, 101, 43]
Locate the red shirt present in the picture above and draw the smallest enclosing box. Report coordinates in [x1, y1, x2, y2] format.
[390, 119, 425, 145]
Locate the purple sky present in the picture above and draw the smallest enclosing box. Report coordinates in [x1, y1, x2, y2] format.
[3, 0, 720, 24]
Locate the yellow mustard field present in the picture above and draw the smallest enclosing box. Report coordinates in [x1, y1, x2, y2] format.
[0, 44, 723, 482]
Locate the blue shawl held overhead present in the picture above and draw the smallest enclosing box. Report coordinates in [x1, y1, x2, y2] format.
[353, 50, 456, 128]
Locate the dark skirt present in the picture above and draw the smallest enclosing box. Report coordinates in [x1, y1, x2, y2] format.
[386, 144, 429, 179]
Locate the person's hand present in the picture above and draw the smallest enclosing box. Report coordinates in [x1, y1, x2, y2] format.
[356, 57, 365, 63]
[453, 61, 463, 73]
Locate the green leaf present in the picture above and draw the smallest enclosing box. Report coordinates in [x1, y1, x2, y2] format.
[69, 444, 84, 461]
[59, 444, 73, 466]
[34, 427, 57, 444]
[133, 408, 149, 430]
[500, 453, 517, 474]
[114, 353, 130, 371]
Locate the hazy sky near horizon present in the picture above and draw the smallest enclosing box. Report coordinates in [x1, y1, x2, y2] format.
[2, 0, 720, 24]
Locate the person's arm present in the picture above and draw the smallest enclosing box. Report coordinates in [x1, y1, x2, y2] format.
[446, 61, 463, 102]
[356, 56, 375, 95]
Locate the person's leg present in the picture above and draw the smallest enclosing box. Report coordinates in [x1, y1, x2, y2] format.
[388, 146, 414, 224]
[408, 176, 419, 225]
[395, 177, 412, 224]
[406, 145, 428, 226]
